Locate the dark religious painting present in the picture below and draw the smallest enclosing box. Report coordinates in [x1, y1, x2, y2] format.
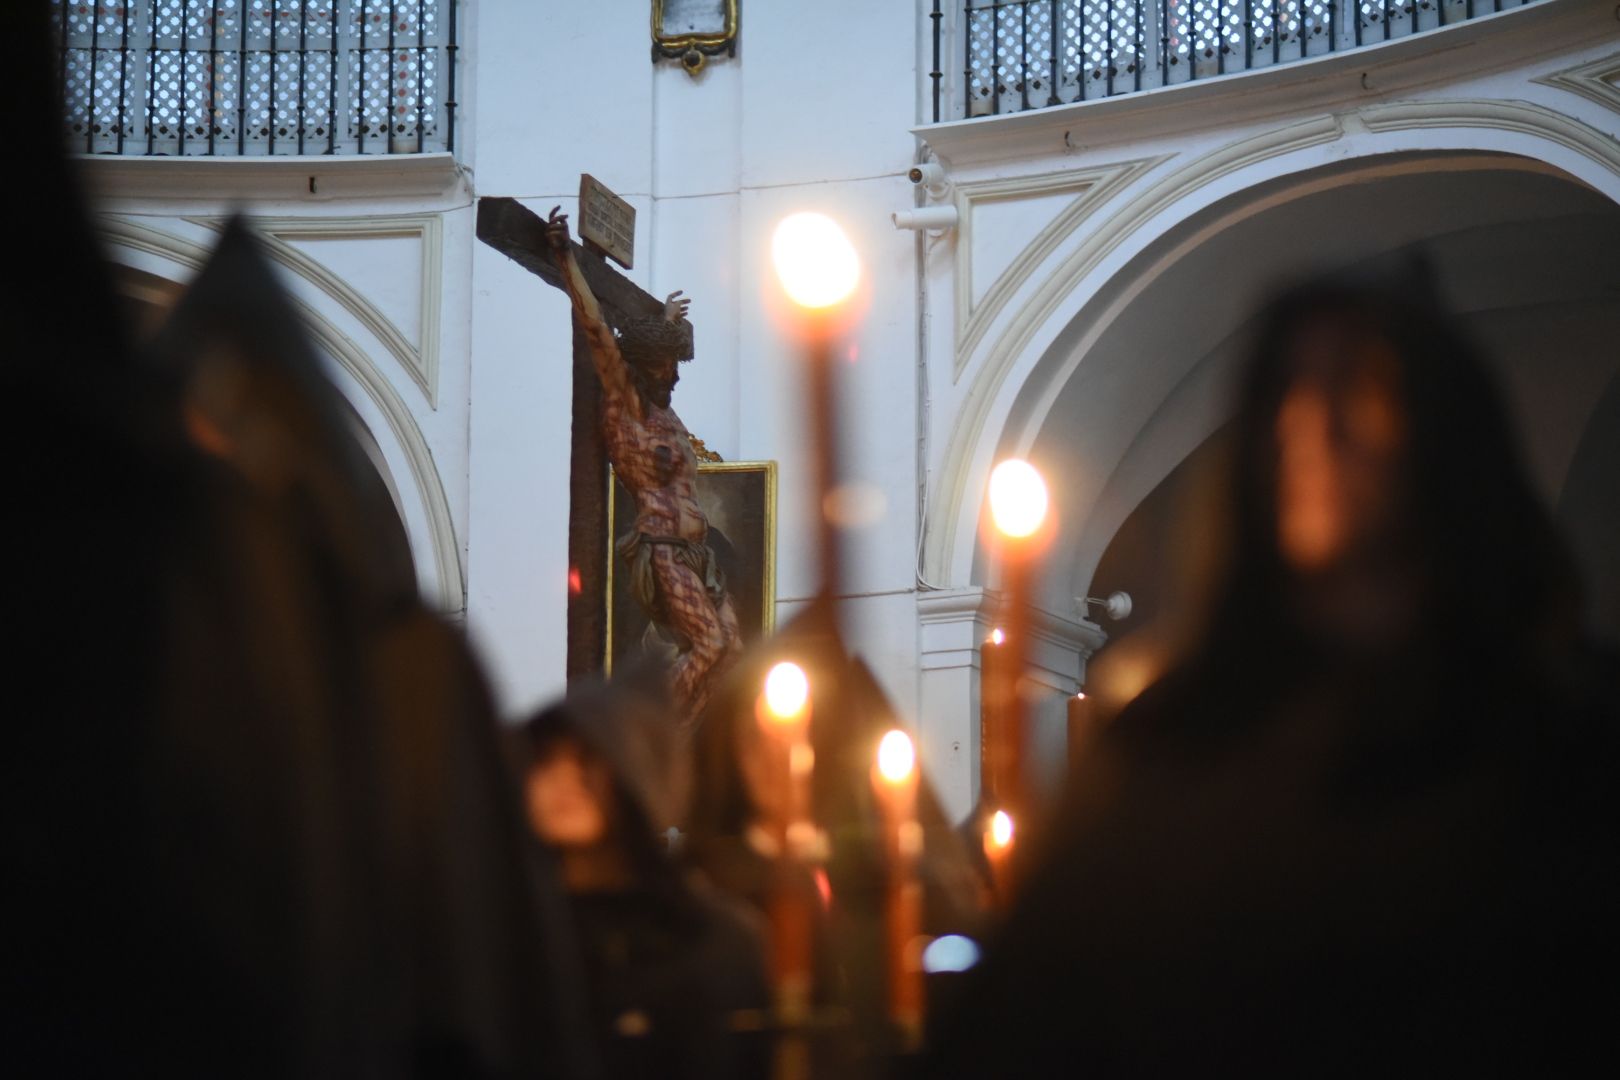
[607, 460, 776, 674]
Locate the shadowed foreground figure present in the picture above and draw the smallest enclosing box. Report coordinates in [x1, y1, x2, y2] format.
[520, 676, 770, 1080]
[8, 14, 590, 1067]
[923, 272, 1619, 1076]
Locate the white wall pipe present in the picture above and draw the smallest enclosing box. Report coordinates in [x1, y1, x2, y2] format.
[892, 205, 959, 232]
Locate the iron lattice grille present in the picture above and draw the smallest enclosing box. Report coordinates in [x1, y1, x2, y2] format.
[960, 0, 1538, 117]
[54, 0, 458, 155]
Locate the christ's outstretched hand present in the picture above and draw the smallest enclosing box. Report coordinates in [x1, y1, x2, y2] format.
[663, 290, 690, 323]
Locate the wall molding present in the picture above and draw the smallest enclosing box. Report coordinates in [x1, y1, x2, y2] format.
[927, 113, 1342, 583]
[953, 155, 1166, 380]
[96, 216, 466, 610]
[193, 214, 443, 407]
[1360, 98, 1620, 182]
[1534, 51, 1620, 118]
[75, 152, 466, 202]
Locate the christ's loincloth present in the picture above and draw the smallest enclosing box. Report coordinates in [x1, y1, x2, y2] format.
[615, 531, 728, 649]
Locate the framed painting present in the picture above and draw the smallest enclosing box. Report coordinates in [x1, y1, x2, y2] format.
[606, 460, 777, 674]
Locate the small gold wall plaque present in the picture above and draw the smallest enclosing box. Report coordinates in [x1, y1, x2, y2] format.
[652, 0, 739, 76]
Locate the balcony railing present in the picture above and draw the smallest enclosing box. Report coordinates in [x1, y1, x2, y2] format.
[54, 1, 458, 156]
[937, 0, 1539, 120]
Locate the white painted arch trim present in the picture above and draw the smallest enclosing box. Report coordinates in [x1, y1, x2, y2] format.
[924, 100, 1620, 589]
[952, 155, 1167, 379]
[1535, 51, 1620, 119]
[98, 216, 466, 611]
[191, 214, 445, 408]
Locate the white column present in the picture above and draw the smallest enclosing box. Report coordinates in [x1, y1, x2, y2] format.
[917, 587, 1105, 823]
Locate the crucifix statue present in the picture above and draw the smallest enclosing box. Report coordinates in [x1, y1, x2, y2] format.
[476, 195, 741, 732]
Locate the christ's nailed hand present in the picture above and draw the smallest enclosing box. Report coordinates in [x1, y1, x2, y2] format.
[664, 290, 690, 323]
[545, 206, 570, 252]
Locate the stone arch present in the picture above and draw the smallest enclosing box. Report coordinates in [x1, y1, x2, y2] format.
[927, 105, 1620, 608]
[97, 217, 465, 611]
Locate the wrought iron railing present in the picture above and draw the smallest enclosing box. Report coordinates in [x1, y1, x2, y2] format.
[938, 0, 1538, 120]
[54, 1, 458, 156]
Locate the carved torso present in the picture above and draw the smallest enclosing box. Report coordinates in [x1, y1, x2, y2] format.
[602, 394, 707, 543]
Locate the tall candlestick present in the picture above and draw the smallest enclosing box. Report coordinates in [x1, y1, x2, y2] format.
[875, 729, 924, 1048]
[760, 662, 814, 1030]
[770, 212, 862, 601]
[983, 809, 1015, 907]
[1067, 689, 1097, 775]
[986, 460, 1050, 830]
[979, 628, 1006, 806]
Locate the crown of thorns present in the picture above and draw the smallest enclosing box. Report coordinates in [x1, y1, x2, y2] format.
[616, 316, 692, 367]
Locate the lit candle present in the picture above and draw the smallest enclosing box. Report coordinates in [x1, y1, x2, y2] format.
[979, 628, 1007, 808]
[759, 662, 815, 1026]
[875, 728, 924, 1047]
[983, 808, 1016, 905]
[985, 460, 1050, 832]
[769, 212, 862, 598]
[1067, 689, 1097, 775]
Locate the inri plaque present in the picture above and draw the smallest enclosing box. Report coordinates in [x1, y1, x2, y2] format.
[578, 174, 636, 270]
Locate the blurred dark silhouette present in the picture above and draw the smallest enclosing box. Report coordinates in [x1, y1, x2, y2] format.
[922, 269, 1620, 1076]
[9, 10, 590, 1074]
[519, 674, 771, 1080]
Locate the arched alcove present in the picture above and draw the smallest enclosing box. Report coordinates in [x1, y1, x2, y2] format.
[100, 236, 459, 609]
[1025, 154, 1620, 704]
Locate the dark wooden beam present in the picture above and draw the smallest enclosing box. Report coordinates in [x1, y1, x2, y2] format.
[476, 196, 665, 327]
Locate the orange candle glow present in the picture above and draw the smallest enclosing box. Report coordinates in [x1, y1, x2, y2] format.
[875, 729, 924, 1046]
[984, 459, 1050, 831]
[758, 662, 815, 1024]
[983, 809, 1015, 905]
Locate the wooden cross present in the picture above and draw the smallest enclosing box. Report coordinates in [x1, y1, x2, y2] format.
[476, 196, 692, 678]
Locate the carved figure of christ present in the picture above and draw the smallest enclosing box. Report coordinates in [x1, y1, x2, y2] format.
[543, 208, 742, 731]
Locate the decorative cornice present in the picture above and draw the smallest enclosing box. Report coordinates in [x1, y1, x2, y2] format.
[75, 152, 467, 203]
[96, 216, 465, 610]
[953, 155, 1167, 380]
[1534, 51, 1620, 117]
[917, 585, 995, 624]
[1360, 98, 1620, 181]
[192, 214, 443, 407]
[927, 114, 1342, 582]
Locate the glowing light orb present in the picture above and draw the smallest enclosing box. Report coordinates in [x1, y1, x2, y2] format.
[876, 729, 916, 784]
[988, 459, 1049, 539]
[922, 935, 982, 974]
[771, 212, 860, 309]
[763, 661, 810, 720]
[988, 810, 1015, 849]
[988, 628, 1005, 646]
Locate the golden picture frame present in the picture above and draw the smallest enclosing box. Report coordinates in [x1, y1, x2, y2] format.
[606, 459, 777, 674]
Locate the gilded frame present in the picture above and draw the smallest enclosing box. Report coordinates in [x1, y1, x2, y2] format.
[651, 0, 739, 72]
[605, 459, 777, 674]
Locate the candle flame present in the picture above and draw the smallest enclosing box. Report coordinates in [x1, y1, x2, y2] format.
[988, 627, 1005, 646]
[988, 459, 1049, 539]
[876, 729, 916, 784]
[771, 212, 860, 309]
[988, 810, 1014, 849]
[763, 661, 810, 720]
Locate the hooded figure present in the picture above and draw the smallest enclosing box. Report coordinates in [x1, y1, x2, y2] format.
[521, 675, 770, 1080]
[9, 11, 590, 1066]
[923, 271, 1620, 1076]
